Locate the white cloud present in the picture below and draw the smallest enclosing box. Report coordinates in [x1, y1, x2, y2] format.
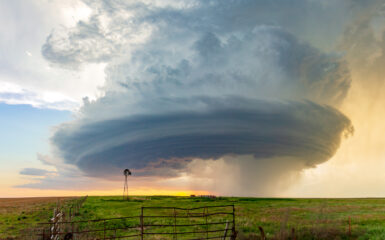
[0, 0, 104, 111]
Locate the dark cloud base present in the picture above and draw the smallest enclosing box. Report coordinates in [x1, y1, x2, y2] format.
[52, 98, 353, 178]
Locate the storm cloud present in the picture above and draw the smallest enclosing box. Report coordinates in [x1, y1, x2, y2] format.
[39, 0, 355, 194]
[53, 98, 352, 179]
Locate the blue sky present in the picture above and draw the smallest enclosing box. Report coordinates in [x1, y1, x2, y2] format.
[0, 104, 70, 156]
[0, 103, 71, 196]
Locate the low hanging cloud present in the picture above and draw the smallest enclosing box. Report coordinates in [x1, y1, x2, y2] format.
[32, 0, 356, 195]
[19, 168, 54, 177]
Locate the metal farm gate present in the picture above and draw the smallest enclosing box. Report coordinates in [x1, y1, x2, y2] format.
[34, 205, 236, 240]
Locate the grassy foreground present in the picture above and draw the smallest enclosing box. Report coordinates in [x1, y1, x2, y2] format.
[0, 197, 75, 239]
[3, 196, 385, 239]
[73, 196, 385, 240]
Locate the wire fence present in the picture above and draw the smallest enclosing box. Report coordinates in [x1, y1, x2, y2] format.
[33, 205, 236, 240]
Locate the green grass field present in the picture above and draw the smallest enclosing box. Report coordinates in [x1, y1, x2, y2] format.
[73, 196, 385, 240]
[3, 196, 385, 239]
[0, 197, 75, 239]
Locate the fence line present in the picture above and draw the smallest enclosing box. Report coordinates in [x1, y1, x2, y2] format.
[37, 195, 88, 240]
[34, 204, 237, 240]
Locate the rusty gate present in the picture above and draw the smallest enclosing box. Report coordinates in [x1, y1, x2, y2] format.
[35, 205, 236, 240]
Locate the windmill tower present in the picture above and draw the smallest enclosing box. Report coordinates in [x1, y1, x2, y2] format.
[123, 169, 131, 200]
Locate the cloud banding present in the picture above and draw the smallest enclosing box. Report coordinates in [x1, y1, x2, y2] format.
[53, 98, 353, 179]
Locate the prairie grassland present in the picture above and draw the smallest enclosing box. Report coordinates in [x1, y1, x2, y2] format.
[0, 197, 74, 239]
[3, 196, 385, 239]
[73, 196, 385, 240]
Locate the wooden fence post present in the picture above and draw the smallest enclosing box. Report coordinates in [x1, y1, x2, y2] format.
[291, 228, 296, 240]
[258, 226, 266, 240]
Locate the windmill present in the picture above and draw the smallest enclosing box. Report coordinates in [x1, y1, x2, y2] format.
[123, 169, 132, 200]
